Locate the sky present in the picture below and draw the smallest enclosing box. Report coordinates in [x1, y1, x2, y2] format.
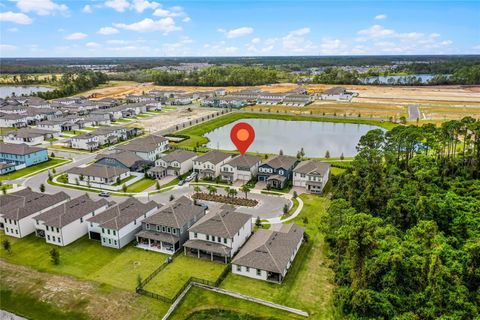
[0, 0, 479, 57]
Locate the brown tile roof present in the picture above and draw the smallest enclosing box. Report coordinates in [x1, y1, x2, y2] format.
[35, 194, 109, 228]
[143, 196, 205, 228]
[0, 189, 70, 221]
[87, 197, 158, 230]
[0, 142, 47, 155]
[189, 206, 251, 238]
[67, 164, 129, 179]
[232, 223, 304, 274]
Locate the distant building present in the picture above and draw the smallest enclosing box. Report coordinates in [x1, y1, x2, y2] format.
[319, 87, 354, 101]
[0, 143, 49, 173]
[2, 128, 58, 145]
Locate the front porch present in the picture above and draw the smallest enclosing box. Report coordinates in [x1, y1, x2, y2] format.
[199, 169, 215, 179]
[267, 175, 287, 189]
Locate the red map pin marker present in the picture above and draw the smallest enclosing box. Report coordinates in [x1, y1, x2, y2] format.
[230, 122, 255, 155]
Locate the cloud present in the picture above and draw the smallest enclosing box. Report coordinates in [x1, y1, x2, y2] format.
[251, 38, 261, 44]
[358, 25, 395, 38]
[182, 16, 190, 22]
[161, 37, 193, 56]
[375, 14, 387, 20]
[104, 0, 130, 12]
[82, 5, 92, 13]
[97, 27, 119, 35]
[65, 32, 88, 40]
[7, 27, 19, 32]
[219, 27, 254, 38]
[114, 17, 181, 33]
[86, 42, 100, 47]
[14, 0, 68, 16]
[0, 44, 18, 51]
[0, 11, 32, 24]
[153, 6, 185, 17]
[319, 38, 345, 54]
[131, 0, 160, 13]
[282, 27, 314, 53]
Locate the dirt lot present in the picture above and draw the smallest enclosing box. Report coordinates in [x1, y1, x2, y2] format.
[84, 81, 480, 120]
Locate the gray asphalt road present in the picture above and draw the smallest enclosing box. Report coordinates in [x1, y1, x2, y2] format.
[408, 104, 421, 120]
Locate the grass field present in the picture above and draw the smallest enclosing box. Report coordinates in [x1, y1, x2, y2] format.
[0, 234, 165, 291]
[125, 178, 156, 192]
[221, 194, 336, 319]
[170, 286, 305, 320]
[144, 255, 226, 299]
[0, 158, 69, 181]
[175, 112, 396, 149]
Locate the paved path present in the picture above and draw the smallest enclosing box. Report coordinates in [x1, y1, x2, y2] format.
[408, 104, 421, 120]
[162, 284, 193, 320]
[264, 196, 304, 224]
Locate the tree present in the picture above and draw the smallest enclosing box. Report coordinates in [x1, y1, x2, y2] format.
[230, 189, 238, 198]
[293, 191, 298, 199]
[340, 153, 345, 160]
[224, 186, 231, 197]
[325, 150, 331, 159]
[193, 186, 201, 194]
[240, 184, 251, 199]
[50, 248, 60, 265]
[283, 204, 289, 214]
[122, 184, 127, 193]
[39, 183, 45, 193]
[255, 217, 261, 228]
[155, 181, 160, 190]
[169, 194, 175, 201]
[207, 185, 217, 195]
[2, 239, 11, 254]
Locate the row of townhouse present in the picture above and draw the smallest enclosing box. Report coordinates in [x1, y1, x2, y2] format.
[0, 189, 305, 283]
[1, 128, 58, 145]
[0, 108, 61, 128]
[69, 126, 141, 150]
[0, 142, 49, 175]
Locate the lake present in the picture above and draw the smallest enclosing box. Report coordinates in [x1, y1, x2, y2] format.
[0, 85, 53, 99]
[204, 118, 382, 157]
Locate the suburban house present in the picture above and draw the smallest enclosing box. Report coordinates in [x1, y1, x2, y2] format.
[183, 206, 252, 263]
[66, 164, 130, 187]
[34, 194, 110, 246]
[0, 189, 70, 238]
[319, 87, 354, 101]
[116, 134, 169, 161]
[0, 113, 29, 128]
[136, 196, 206, 254]
[232, 223, 305, 283]
[293, 160, 331, 194]
[70, 127, 131, 151]
[148, 149, 197, 179]
[257, 155, 299, 189]
[2, 128, 58, 145]
[0, 143, 49, 173]
[283, 94, 313, 106]
[87, 198, 158, 249]
[193, 151, 233, 179]
[95, 150, 151, 172]
[0, 162, 15, 175]
[220, 155, 261, 183]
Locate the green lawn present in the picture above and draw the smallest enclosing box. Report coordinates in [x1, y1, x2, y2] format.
[144, 255, 226, 299]
[125, 177, 156, 192]
[0, 158, 69, 181]
[175, 112, 396, 149]
[220, 195, 337, 319]
[0, 234, 166, 291]
[136, 114, 151, 118]
[170, 286, 304, 320]
[115, 118, 133, 123]
[112, 174, 136, 186]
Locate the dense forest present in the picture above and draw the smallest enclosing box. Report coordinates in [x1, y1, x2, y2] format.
[35, 71, 108, 99]
[325, 118, 480, 319]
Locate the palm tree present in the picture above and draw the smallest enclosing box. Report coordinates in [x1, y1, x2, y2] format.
[193, 186, 201, 194]
[231, 189, 238, 198]
[240, 184, 251, 199]
[207, 185, 217, 195]
[224, 186, 231, 197]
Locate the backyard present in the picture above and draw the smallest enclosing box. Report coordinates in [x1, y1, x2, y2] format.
[0, 158, 69, 181]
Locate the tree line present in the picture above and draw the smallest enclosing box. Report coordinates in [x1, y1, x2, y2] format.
[35, 71, 108, 100]
[324, 117, 480, 319]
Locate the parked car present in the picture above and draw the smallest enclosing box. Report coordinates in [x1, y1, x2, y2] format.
[98, 191, 110, 197]
[197, 203, 209, 211]
[185, 172, 197, 182]
[178, 180, 186, 186]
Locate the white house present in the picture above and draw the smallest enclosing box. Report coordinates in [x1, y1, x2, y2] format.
[116, 134, 168, 161]
[193, 151, 233, 179]
[232, 223, 304, 283]
[34, 194, 110, 246]
[220, 155, 261, 183]
[183, 206, 252, 263]
[319, 87, 354, 101]
[149, 149, 197, 179]
[0, 189, 70, 238]
[66, 164, 130, 187]
[2, 128, 58, 145]
[70, 127, 128, 151]
[292, 160, 331, 194]
[87, 198, 158, 249]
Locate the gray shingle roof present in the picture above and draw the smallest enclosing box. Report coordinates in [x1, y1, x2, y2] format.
[3, 128, 55, 139]
[189, 206, 251, 238]
[116, 134, 167, 153]
[87, 197, 158, 230]
[195, 151, 232, 165]
[67, 164, 129, 179]
[224, 155, 261, 169]
[323, 87, 346, 95]
[264, 155, 298, 170]
[232, 223, 304, 274]
[95, 150, 143, 168]
[0, 189, 70, 221]
[159, 149, 197, 163]
[34, 194, 109, 228]
[143, 196, 205, 228]
[293, 160, 331, 176]
[0, 143, 46, 155]
[183, 239, 232, 255]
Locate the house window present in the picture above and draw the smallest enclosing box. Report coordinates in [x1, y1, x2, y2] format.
[108, 239, 111, 244]
[223, 238, 227, 244]
[246, 267, 250, 272]
[57, 237, 61, 243]
[47, 235, 50, 241]
[217, 237, 221, 243]
[114, 240, 117, 246]
[146, 224, 150, 230]
[80, 217, 83, 223]
[56, 228, 60, 233]
[206, 235, 210, 241]
[102, 228, 105, 233]
[16, 230, 18, 235]
[236, 265, 241, 272]
[107, 229, 110, 235]
[113, 230, 116, 236]
[256, 269, 261, 276]
[46, 226, 49, 231]
[194, 232, 198, 238]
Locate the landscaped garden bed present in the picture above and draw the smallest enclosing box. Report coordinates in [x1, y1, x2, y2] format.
[192, 192, 258, 207]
